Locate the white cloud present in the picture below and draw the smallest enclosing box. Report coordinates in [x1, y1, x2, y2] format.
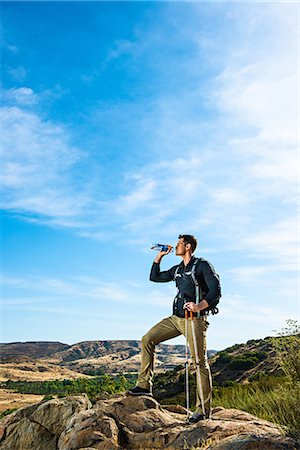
[0, 105, 93, 220]
[240, 219, 298, 266]
[220, 294, 295, 325]
[1, 273, 174, 308]
[229, 266, 271, 283]
[117, 178, 157, 214]
[1, 4, 298, 266]
[3, 87, 39, 105]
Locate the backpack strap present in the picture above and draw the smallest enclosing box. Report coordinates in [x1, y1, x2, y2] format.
[190, 258, 203, 318]
[173, 265, 181, 298]
[173, 265, 180, 280]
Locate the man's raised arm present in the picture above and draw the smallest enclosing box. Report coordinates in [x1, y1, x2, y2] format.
[150, 249, 177, 282]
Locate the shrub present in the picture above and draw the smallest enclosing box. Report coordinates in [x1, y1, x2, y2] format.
[42, 394, 54, 402]
[217, 351, 232, 363]
[228, 355, 258, 370]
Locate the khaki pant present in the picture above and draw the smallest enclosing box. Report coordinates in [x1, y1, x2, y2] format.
[137, 315, 212, 416]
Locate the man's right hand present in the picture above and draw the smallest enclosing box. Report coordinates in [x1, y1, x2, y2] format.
[154, 247, 172, 263]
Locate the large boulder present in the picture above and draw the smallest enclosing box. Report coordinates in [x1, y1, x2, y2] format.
[0, 394, 297, 449]
[0, 395, 91, 450]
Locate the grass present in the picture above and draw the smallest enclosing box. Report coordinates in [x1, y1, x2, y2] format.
[212, 376, 300, 439]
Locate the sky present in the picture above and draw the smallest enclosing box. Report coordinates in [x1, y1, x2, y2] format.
[1, 1, 299, 351]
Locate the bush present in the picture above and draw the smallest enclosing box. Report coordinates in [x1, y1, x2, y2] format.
[42, 394, 54, 402]
[228, 355, 258, 370]
[223, 380, 238, 387]
[217, 351, 232, 363]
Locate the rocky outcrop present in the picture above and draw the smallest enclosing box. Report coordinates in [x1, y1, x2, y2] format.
[0, 394, 297, 450]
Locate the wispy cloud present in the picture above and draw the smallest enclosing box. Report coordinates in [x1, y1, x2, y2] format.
[107, 39, 134, 61]
[0, 103, 95, 222]
[2, 87, 39, 106]
[1, 273, 173, 309]
[219, 294, 293, 326]
[239, 219, 298, 265]
[1, 2, 298, 266]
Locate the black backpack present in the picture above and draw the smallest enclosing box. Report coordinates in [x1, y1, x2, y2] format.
[174, 257, 220, 316]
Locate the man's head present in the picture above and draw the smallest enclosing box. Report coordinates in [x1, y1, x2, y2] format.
[175, 234, 197, 256]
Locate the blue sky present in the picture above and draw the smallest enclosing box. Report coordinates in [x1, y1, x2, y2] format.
[1, 1, 299, 350]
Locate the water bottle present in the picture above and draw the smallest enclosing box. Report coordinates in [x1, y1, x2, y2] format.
[151, 243, 173, 252]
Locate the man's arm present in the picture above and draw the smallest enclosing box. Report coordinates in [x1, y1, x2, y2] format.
[150, 249, 177, 282]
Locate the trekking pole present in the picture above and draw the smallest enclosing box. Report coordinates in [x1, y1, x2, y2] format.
[190, 315, 206, 418]
[184, 308, 191, 421]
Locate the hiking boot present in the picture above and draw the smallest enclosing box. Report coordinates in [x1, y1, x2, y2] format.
[126, 386, 153, 397]
[187, 411, 206, 424]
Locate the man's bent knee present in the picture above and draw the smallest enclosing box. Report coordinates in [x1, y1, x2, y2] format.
[142, 334, 156, 347]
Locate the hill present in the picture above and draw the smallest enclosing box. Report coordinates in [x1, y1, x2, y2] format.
[210, 336, 281, 385]
[153, 335, 285, 403]
[0, 340, 217, 381]
[0, 342, 69, 360]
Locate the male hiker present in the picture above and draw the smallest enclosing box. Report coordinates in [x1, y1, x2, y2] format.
[127, 234, 221, 424]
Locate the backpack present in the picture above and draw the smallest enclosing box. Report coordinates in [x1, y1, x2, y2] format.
[174, 257, 220, 317]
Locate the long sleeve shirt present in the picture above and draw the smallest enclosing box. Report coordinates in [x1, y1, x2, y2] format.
[150, 256, 221, 317]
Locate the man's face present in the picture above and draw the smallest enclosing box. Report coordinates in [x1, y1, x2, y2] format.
[175, 238, 188, 256]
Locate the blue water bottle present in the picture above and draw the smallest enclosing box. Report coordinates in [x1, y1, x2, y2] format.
[151, 243, 173, 252]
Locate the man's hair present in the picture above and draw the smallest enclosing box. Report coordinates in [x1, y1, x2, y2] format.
[178, 234, 197, 253]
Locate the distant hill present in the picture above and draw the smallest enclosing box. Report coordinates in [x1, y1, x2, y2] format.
[0, 340, 217, 381]
[0, 342, 69, 360]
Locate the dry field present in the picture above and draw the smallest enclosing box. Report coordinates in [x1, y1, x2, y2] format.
[0, 361, 91, 382]
[0, 360, 92, 414]
[0, 388, 44, 414]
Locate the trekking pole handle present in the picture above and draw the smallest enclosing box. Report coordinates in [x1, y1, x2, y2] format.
[184, 309, 194, 320]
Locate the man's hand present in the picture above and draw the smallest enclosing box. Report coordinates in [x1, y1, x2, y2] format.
[183, 302, 200, 313]
[184, 299, 209, 313]
[154, 247, 172, 263]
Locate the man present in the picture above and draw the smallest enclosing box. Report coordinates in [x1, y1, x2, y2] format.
[128, 234, 221, 424]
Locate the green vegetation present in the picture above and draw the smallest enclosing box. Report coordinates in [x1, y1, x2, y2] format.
[0, 373, 137, 404]
[80, 367, 106, 376]
[217, 349, 267, 371]
[213, 321, 300, 439]
[271, 319, 300, 382]
[213, 374, 300, 439]
[158, 320, 300, 440]
[0, 408, 18, 420]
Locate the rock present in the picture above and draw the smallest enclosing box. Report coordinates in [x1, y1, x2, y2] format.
[0, 394, 297, 450]
[0, 416, 57, 450]
[101, 396, 182, 434]
[162, 404, 188, 415]
[58, 409, 120, 450]
[208, 433, 296, 450]
[0, 394, 91, 450]
[31, 394, 92, 436]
